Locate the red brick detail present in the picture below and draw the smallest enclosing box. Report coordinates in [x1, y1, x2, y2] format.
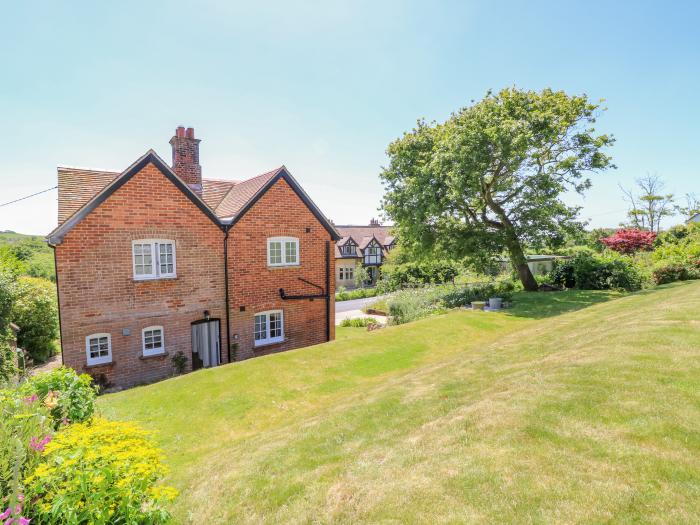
[169, 127, 202, 195]
[227, 177, 335, 360]
[55, 162, 225, 388]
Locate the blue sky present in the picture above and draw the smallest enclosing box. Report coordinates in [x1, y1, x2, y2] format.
[1, 0, 698, 234]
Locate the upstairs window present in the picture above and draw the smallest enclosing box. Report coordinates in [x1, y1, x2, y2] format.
[132, 240, 176, 280]
[142, 326, 165, 356]
[86, 333, 111, 366]
[254, 310, 284, 346]
[267, 237, 299, 267]
[340, 243, 356, 256]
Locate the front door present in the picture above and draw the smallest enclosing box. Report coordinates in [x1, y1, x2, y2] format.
[191, 319, 221, 370]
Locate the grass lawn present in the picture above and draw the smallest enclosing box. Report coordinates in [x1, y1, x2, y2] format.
[100, 282, 700, 523]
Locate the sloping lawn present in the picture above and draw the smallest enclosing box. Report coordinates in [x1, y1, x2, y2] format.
[100, 283, 700, 523]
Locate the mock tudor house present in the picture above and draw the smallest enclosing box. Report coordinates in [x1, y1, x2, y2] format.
[334, 220, 395, 289]
[47, 127, 339, 389]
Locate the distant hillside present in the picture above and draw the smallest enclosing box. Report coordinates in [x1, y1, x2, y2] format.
[0, 230, 55, 281]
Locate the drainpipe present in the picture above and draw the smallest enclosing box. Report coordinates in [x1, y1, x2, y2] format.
[223, 225, 232, 363]
[50, 245, 65, 366]
[325, 240, 330, 342]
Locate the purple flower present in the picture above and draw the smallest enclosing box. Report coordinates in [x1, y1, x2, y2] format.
[0, 509, 9, 520]
[18, 518, 30, 525]
[21, 395, 38, 405]
[29, 435, 52, 453]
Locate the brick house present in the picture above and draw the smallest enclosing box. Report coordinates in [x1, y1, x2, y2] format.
[334, 220, 395, 289]
[47, 127, 339, 389]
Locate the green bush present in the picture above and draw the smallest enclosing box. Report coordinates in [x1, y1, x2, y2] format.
[0, 390, 52, 502]
[441, 280, 517, 308]
[549, 252, 647, 291]
[378, 260, 459, 292]
[0, 267, 17, 385]
[12, 277, 58, 363]
[340, 317, 378, 327]
[24, 418, 177, 524]
[652, 261, 700, 285]
[19, 367, 97, 428]
[335, 287, 380, 302]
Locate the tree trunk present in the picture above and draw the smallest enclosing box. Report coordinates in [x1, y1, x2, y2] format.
[503, 228, 538, 292]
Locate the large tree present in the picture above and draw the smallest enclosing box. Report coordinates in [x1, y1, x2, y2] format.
[380, 88, 614, 291]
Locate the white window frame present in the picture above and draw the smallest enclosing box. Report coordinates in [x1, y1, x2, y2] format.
[340, 243, 356, 256]
[132, 239, 177, 281]
[142, 325, 165, 357]
[85, 333, 112, 366]
[339, 266, 354, 280]
[267, 237, 300, 267]
[253, 310, 284, 346]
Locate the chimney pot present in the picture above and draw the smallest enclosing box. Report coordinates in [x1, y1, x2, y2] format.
[186, 127, 195, 139]
[176, 126, 186, 138]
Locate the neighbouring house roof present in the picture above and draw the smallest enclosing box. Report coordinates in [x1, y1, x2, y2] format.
[333, 224, 394, 259]
[687, 213, 700, 224]
[49, 151, 340, 245]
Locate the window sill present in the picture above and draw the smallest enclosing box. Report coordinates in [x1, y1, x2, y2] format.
[267, 264, 300, 269]
[140, 351, 168, 361]
[254, 338, 287, 349]
[133, 276, 177, 282]
[85, 360, 114, 369]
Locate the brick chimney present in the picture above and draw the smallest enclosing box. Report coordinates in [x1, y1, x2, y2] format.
[169, 126, 202, 195]
[370, 218, 381, 227]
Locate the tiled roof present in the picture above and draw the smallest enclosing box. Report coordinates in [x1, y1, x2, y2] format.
[57, 167, 119, 224]
[55, 165, 281, 224]
[202, 179, 237, 210]
[213, 167, 283, 219]
[333, 225, 394, 259]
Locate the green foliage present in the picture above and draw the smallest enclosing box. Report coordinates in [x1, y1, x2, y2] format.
[19, 367, 98, 428]
[336, 287, 380, 302]
[24, 418, 178, 524]
[0, 233, 55, 282]
[377, 259, 459, 292]
[0, 390, 53, 502]
[0, 268, 18, 385]
[12, 276, 58, 363]
[380, 87, 614, 290]
[340, 317, 379, 327]
[387, 280, 518, 325]
[353, 265, 371, 288]
[171, 351, 188, 375]
[549, 252, 647, 291]
[651, 262, 700, 285]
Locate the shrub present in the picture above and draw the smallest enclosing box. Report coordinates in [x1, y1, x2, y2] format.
[335, 287, 380, 302]
[441, 280, 517, 308]
[601, 229, 656, 254]
[549, 252, 647, 291]
[19, 367, 97, 428]
[378, 260, 459, 292]
[24, 418, 177, 524]
[171, 351, 188, 375]
[0, 268, 17, 385]
[340, 317, 378, 327]
[12, 277, 58, 363]
[652, 261, 700, 285]
[0, 390, 53, 503]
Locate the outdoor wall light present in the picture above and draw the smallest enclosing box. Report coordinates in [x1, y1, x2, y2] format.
[204, 310, 210, 320]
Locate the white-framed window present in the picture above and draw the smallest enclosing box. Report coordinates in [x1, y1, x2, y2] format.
[340, 243, 356, 256]
[339, 266, 354, 280]
[132, 239, 176, 280]
[267, 237, 299, 267]
[364, 244, 382, 265]
[142, 326, 165, 356]
[86, 333, 112, 366]
[254, 310, 284, 346]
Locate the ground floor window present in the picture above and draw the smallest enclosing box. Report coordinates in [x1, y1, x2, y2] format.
[142, 326, 165, 356]
[254, 310, 284, 346]
[339, 266, 354, 280]
[86, 333, 111, 366]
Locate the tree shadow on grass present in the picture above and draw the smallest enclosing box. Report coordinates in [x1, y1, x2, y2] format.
[504, 289, 623, 320]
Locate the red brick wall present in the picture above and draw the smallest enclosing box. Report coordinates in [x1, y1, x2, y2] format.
[55, 162, 226, 388]
[228, 178, 335, 360]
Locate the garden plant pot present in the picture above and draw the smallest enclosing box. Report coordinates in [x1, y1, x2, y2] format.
[489, 297, 502, 310]
[471, 301, 486, 311]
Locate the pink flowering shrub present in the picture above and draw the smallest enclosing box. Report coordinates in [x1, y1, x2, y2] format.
[601, 229, 656, 254]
